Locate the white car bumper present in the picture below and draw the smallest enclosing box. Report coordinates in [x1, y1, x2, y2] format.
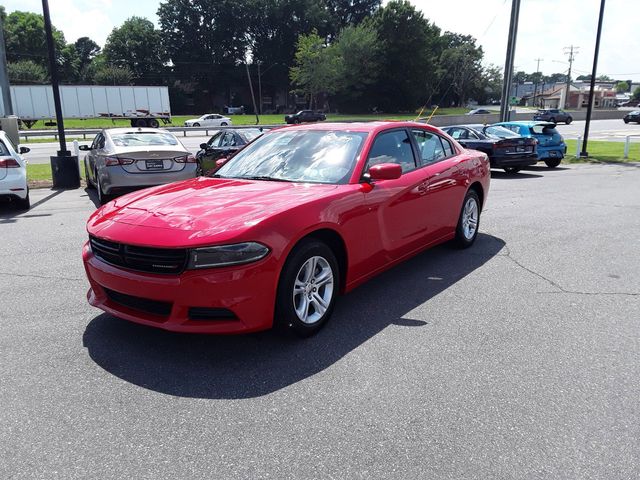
[0, 169, 28, 200]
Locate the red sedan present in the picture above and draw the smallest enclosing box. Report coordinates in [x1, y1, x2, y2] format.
[83, 122, 490, 336]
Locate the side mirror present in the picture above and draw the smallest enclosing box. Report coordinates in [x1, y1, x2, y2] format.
[19, 146, 30, 154]
[215, 157, 229, 168]
[199, 143, 208, 150]
[79, 145, 91, 151]
[368, 163, 402, 181]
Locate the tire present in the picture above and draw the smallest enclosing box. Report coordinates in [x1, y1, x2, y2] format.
[274, 239, 340, 337]
[193, 123, 200, 127]
[84, 161, 94, 189]
[503, 167, 521, 174]
[624, 119, 629, 124]
[96, 169, 110, 205]
[453, 190, 481, 249]
[15, 188, 30, 211]
[135, 119, 148, 128]
[544, 159, 561, 168]
[148, 118, 160, 128]
[565, 116, 572, 124]
[549, 117, 556, 124]
[220, 122, 228, 126]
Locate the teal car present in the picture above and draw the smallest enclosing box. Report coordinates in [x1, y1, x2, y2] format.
[493, 121, 567, 168]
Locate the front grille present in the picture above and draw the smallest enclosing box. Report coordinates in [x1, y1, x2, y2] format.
[104, 287, 172, 317]
[90, 236, 188, 274]
[188, 307, 237, 321]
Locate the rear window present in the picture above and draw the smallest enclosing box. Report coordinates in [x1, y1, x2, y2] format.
[531, 125, 558, 135]
[111, 132, 179, 147]
[482, 126, 520, 139]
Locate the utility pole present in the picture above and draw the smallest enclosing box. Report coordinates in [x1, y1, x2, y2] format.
[500, 0, 521, 122]
[0, 14, 13, 117]
[581, 0, 606, 158]
[563, 45, 579, 109]
[533, 58, 543, 108]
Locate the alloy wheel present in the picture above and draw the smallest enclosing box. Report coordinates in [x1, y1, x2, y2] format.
[462, 197, 479, 240]
[292, 256, 334, 324]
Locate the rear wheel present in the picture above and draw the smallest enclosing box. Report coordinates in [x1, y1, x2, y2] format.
[84, 161, 94, 188]
[135, 118, 148, 128]
[549, 117, 556, 124]
[565, 116, 572, 124]
[545, 159, 561, 168]
[96, 169, 110, 205]
[503, 167, 521, 174]
[148, 118, 160, 128]
[624, 119, 629, 124]
[453, 190, 481, 248]
[220, 122, 228, 126]
[15, 188, 30, 211]
[274, 240, 339, 337]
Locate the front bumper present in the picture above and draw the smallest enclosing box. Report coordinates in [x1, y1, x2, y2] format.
[82, 242, 280, 334]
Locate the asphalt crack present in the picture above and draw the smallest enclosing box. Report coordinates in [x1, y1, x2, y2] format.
[499, 246, 639, 297]
[0, 271, 83, 282]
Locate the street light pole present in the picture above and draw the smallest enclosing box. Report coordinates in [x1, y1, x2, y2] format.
[42, 0, 79, 188]
[581, 0, 606, 158]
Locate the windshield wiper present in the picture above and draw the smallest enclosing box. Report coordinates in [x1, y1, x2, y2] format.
[236, 175, 293, 182]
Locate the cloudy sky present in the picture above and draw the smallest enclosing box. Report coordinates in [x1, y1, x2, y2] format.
[3, 0, 639, 81]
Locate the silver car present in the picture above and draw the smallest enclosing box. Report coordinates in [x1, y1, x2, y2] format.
[81, 128, 197, 204]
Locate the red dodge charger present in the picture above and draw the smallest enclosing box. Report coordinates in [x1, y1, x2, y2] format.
[83, 122, 490, 336]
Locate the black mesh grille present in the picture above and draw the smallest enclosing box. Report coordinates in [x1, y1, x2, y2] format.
[188, 307, 237, 321]
[104, 288, 172, 317]
[90, 236, 187, 274]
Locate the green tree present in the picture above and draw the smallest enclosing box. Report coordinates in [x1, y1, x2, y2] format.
[576, 74, 591, 81]
[370, 0, 441, 111]
[513, 70, 528, 84]
[332, 23, 381, 111]
[547, 72, 568, 83]
[437, 33, 484, 106]
[477, 64, 502, 104]
[3, 11, 65, 66]
[103, 16, 165, 82]
[325, 0, 381, 32]
[93, 65, 134, 85]
[7, 60, 48, 84]
[596, 74, 613, 81]
[615, 81, 629, 93]
[289, 30, 339, 108]
[632, 86, 640, 101]
[74, 37, 100, 71]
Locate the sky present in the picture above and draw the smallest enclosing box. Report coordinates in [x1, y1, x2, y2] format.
[3, 0, 639, 81]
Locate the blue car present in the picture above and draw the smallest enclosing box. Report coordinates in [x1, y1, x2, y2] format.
[493, 121, 567, 168]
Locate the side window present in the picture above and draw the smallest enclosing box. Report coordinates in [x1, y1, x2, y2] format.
[207, 132, 224, 147]
[447, 128, 465, 140]
[411, 129, 446, 166]
[91, 134, 105, 150]
[441, 137, 454, 157]
[220, 132, 236, 147]
[467, 130, 480, 139]
[504, 125, 520, 134]
[366, 130, 416, 173]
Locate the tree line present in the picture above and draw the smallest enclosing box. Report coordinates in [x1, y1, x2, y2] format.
[4, 0, 619, 114]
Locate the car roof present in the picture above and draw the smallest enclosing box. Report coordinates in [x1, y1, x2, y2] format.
[273, 121, 444, 135]
[496, 121, 555, 127]
[103, 127, 173, 135]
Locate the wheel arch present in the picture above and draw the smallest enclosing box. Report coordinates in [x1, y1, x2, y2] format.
[468, 181, 485, 210]
[284, 227, 349, 293]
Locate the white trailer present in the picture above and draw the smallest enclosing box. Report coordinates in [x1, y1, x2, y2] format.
[0, 85, 171, 129]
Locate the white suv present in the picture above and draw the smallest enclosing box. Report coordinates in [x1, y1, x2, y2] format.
[0, 131, 30, 210]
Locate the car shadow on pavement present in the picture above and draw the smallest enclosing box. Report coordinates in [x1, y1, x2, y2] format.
[491, 171, 542, 180]
[82, 233, 505, 399]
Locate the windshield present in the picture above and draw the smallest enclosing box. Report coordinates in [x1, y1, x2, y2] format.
[215, 129, 367, 184]
[111, 132, 179, 147]
[483, 126, 520, 139]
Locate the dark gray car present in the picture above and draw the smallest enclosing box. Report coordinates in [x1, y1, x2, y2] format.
[533, 109, 573, 124]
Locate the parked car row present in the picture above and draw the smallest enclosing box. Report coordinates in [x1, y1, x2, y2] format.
[442, 121, 567, 173]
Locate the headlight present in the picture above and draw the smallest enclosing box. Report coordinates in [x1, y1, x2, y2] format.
[187, 242, 269, 269]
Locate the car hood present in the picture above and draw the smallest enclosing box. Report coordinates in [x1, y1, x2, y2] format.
[88, 177, 339, 247]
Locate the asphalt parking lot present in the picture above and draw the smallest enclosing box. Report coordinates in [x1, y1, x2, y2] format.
[1, 163, 639, 479]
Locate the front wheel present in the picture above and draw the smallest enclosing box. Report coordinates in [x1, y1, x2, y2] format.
[624, 119, 629, 124]
[453, 190, 481, 248]
[275, 240, 339, 337]
[565, 116, 572, 124]
[503, 167, 521, 174]
[220, 122, 228, 126]
[549, 117, 556, 124]
[192, 123, 200, 127]
[545, 159, 561, 168]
